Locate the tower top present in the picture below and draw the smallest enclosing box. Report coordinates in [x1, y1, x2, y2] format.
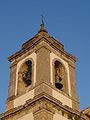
[38, 15, 47, 33]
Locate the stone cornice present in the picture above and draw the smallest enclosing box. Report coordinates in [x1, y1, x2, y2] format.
[0, 92, 86, 119]
[6, 81, 79, 106]
[8, 32, 76, 63]
[82, 107, 90, 118]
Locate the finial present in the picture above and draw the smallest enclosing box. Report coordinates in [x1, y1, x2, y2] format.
[38, 15, 47, 33]
[41, 15, 44, 27]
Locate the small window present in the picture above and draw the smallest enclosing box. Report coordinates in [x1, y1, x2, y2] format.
[54, 61, 65, 90]
[22, 60, 32, 87]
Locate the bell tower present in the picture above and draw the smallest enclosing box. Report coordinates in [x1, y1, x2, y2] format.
[4, 20, 81, 120]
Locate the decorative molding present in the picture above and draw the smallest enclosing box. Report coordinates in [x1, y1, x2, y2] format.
[8, 32, 76, 63]
[0, 92, 86, 119]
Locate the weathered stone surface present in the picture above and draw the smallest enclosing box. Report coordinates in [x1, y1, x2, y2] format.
[36, 46, 50, 84]
[69, 63, 80, 110]
[0, 93, 88, 120]
[3, 24, 89, 120]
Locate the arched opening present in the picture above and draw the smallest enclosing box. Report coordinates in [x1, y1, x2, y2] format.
[22, 60, 32, 87]
[54, 61, 65, 90]
[17, 60, 33, 96]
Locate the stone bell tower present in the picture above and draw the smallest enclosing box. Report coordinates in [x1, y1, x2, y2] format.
[1, 20, 88, 120]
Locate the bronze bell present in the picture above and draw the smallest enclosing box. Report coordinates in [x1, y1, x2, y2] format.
[55, 75, 63, 90]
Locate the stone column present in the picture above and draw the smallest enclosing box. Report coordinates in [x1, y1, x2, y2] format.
[69, 63, 80, 111]
[6, 63, 17, 110]
[35, 46, 52, 96]
[36, 46, 50, 84]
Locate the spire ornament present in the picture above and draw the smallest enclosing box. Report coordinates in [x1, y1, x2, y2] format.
[41, 15, 44, 29]
[38, 15, 47, 33]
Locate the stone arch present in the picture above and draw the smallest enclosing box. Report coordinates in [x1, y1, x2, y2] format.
[17, 58, 34, 96]
[52, 58, 68, 93]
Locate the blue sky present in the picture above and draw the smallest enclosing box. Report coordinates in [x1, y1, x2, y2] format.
[0, 0, 90, 113]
